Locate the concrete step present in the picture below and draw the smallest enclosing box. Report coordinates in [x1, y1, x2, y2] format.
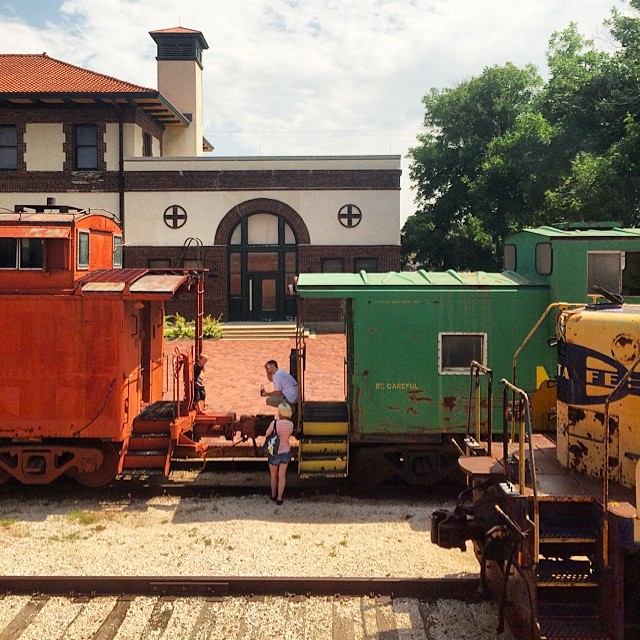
[220, 322, 311, 340]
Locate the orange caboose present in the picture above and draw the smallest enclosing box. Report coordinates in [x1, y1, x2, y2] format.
[0, 204, 202, 485]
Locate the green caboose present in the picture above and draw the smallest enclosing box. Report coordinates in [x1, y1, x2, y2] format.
[296, 222, 640, 485]
[297, 271, 549, 485]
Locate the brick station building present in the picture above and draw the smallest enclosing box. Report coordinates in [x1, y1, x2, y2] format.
[0, 26, 401, 322]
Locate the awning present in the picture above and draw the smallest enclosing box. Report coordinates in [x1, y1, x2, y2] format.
[0, 226, 70, 238]
[129, 274, 189, 295]
[78, 270, 190, 298]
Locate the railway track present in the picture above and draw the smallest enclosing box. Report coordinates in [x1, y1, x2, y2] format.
[0, 576, 500, 640]
[0, 470, 462, 503]
[0, 575, 477, 598]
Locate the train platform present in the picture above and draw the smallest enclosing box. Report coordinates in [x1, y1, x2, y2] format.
[165, 332, 346, 419]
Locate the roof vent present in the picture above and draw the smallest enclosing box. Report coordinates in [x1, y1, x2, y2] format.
[551, 221, 623, 231]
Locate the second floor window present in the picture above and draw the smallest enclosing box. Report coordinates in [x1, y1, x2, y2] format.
[143, 132, 153, 157]
[75, 125, 97, 170]
[0, 125, 17, 170]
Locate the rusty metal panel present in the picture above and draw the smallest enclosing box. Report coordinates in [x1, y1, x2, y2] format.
[0, 295, 136, 441]
[0, 226, 70, 238]
[77, 268, 147, 285]
[348, 286, 550, 436]
[557, 306, 640, 489]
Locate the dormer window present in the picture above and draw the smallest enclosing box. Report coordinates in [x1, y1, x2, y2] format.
[78, 230, 90, 269]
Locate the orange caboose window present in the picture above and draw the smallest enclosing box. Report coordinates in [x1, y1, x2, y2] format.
[0, 238, 43, 269]
[77, 230, 89, 269]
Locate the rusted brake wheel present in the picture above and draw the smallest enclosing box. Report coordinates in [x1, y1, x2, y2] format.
[66, 442, 119, 487]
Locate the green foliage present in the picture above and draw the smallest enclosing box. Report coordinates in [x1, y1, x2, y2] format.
[164, 313, 224, 340]
[66, 510, 97, 526]
[405, 4, 640, 270]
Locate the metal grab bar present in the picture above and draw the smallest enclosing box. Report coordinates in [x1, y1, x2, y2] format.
[500, 378, 539, 565]
[465, 361, 493, 457]
[602, 350, 640, 567]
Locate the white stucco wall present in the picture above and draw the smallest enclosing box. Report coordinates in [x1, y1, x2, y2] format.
[123, 156, 401, 247]
[24, 124, 65, 171]
[105, 124, 119, 171]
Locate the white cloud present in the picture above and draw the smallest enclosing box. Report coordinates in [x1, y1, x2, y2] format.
[0, 0, 626, 221]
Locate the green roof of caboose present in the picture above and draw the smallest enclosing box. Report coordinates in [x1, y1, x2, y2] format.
[515, 224, 640, 238]
[296, 269, 539, 297]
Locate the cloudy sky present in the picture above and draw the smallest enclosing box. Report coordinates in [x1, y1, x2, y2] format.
[0, 0, 626, 222]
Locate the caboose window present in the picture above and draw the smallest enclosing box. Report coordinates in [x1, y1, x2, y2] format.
[535, 243, 552, 275]
[78, 230, 89, 269]
[113, 235, 122, 268]
[588, 252, 621, 295]
[622, 252, 640, 296]
[439, 333, 486, 374]
[19, 238, 43, 269]
[0, 238, 42, 269]
[0, 238, 17, 268]
[503, 244, 516, 271]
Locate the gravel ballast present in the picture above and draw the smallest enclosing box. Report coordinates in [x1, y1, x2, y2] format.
[0, 478, 515, 638]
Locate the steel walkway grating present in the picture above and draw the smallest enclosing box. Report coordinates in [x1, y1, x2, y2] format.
[137, 401, 178, 421]
[539, 616, 612, 640]
[302, 401, 349, 422]
[539, 525, 596, 543]
[537, 559, 596, 586]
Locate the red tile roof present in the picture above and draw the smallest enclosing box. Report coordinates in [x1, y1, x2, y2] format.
[149, 26, 203, 35]
[0, 53, 155, 95]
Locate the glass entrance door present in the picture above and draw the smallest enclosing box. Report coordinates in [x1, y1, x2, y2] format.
[227, 212, 298, 321]
[250, 275, 277, 321]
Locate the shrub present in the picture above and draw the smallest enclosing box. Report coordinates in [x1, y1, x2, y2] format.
[164, 313, 224, 340]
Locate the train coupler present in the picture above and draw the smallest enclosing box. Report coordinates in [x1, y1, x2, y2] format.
[430, 505, 486, 552]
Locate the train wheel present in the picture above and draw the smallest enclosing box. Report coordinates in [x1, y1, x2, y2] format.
[66, 443, 119, 487]
[349, 448, 395, 487]
[0, 466, 9, 484]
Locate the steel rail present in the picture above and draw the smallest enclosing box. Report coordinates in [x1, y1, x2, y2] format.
[0, 576, 479, 600]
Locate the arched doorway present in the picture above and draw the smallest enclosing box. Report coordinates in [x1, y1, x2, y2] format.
[227, 212, 297, 321]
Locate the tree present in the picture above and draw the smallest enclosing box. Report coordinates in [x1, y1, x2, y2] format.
[404, 63, 543, 270]
[404, 2, 640, 271]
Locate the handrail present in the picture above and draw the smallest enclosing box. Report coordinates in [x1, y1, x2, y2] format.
[602, 350, 640, 567]
[194, 272, 205, 360]
[295, 310, 306, 434]
[510, 302, 583, 437]
[466, 361, 493, 457]
[500, 378, 539, 565]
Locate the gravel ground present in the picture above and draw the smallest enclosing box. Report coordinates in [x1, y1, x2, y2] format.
[0, 490, 476, 578]
[0, 474, 515, 638]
